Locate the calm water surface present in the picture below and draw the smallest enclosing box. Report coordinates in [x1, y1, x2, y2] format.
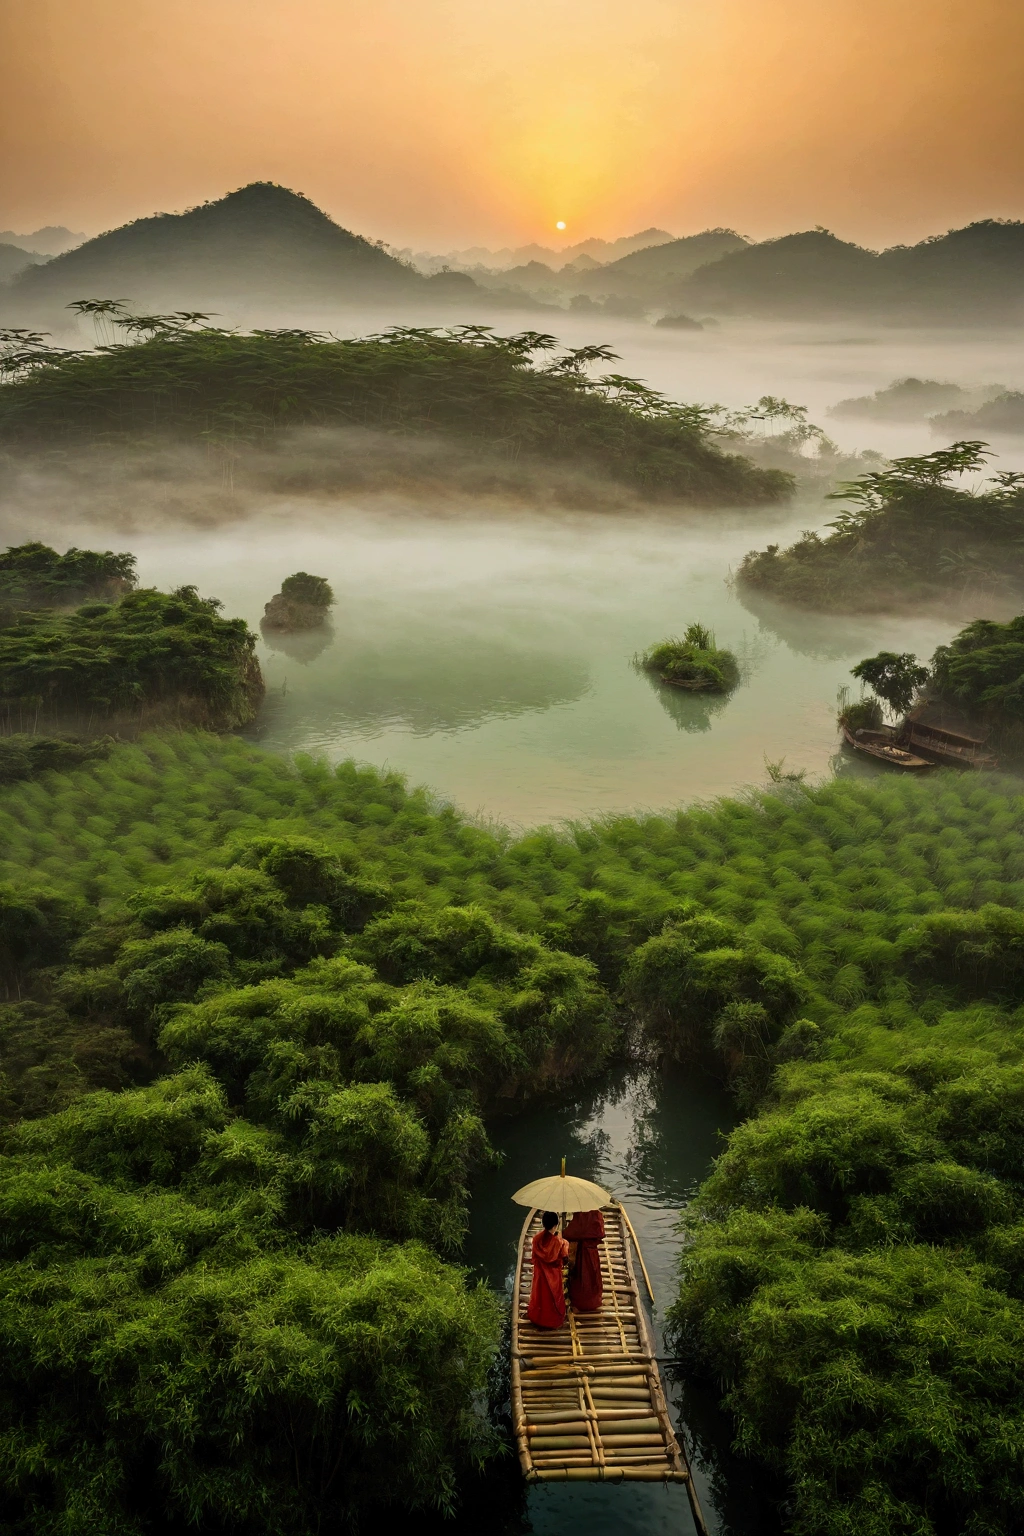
[124, 502, 962, 827]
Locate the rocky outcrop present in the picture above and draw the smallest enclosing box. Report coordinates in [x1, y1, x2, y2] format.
[261, 593, 329, 632]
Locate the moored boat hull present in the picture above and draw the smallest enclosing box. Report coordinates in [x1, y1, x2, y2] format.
[841, 725, 933, 770]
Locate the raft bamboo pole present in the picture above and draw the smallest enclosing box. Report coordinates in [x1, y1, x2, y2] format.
[619, 1204, 709, 1536]
[510, 1206, 535, 1481]
[615, 1199, 655, 1303]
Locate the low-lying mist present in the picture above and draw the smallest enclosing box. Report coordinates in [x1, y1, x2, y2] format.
[0, 427, 660, 542]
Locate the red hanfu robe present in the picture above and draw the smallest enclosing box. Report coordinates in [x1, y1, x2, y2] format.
[527, 1228, 569, 1328]
[564, 1208, 605, 1312]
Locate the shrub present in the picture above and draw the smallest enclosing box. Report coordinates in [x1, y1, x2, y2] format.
[639, 624, 740, 692]
[0, 586, 263, 732]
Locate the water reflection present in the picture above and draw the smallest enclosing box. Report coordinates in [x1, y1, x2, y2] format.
[259, 621, 336, 664]
[642, 672, 734, 735]
[106, 507, 969, 822]
[734, 586, 889, 662]
[255, 628, 591, 736]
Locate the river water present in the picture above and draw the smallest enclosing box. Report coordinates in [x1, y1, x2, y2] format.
[112, 500, 962, 827]
[460, 1063, 764, 1536]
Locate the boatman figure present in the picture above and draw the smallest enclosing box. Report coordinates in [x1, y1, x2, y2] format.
[527, 1211, 569, 1328]
[563, 1207, 605, 1311]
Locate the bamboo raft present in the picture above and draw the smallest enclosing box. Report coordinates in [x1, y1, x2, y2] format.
[511, 1201, 707, 1531]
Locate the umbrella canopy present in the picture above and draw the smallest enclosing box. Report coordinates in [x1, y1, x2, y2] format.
[512, 1161, 610, 1213]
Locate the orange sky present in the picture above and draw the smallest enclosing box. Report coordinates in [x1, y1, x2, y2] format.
[2, 0, 1023, 250]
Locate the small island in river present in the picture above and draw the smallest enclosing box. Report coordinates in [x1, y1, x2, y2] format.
[639, 624, 739, 692]
[262, 571, 335, 633]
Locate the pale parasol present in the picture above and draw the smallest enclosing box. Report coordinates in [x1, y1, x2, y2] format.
[512, 1156, 610, 1214]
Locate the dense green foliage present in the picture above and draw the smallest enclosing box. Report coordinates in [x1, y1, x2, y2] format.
[280, 571, 334, 608]
[0, 541, 136, 623]
[0, 733, 114, 786]
[0, 319, 791, 504]
[0, 585, 263, 732]
[639, 623, 739, 692]
[739, 442, 1024, 609]
[836, 694, 884, 734]
[4, 734, 1024, 1529]
[0, 1101, 500, 1532]
[931, 615, 1024, 733]
[850, 651, 930, 719]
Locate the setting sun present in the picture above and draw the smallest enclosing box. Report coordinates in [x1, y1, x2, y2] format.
[556, 220, 566, 229]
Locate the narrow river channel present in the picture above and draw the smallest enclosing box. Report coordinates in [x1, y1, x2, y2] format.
[462, 1062, 763, 1536]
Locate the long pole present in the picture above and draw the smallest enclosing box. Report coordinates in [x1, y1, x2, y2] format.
[617, 1201, 655, 1304]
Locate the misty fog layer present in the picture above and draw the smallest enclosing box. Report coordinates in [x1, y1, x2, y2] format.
[3, 305, 1022, 825]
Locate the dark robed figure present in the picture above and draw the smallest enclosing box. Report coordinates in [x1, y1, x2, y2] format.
[564, 1207, 605, 1311]
[527, 1211, 569, 1328]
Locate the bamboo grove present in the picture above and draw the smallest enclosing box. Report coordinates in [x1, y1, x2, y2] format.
[0, 312, 791, 504]
[739, 442, 1024, 609]
[0, 732, 1023, 1532]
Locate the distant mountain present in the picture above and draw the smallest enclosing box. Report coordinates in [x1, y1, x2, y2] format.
[2, 184, 441, 317]
[0, 225, 84, 255]
[405, 228, 676, 274]
[681, 222, 1024, 321]
[681, 231, 879, 315]
[575, 229, 749, 300]
[0, 244, 47, 281]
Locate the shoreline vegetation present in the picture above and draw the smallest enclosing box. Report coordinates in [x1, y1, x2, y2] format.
[0, 731, 1023, 1531]
[0, 552, 264, 733]
[738, 442, 1024, 611]
[0, 311, 792, 506]
[841, 622, 1024, 757]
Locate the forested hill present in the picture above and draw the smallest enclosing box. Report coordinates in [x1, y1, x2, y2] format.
[681, 222, 1024, 322]
[1, 183, 460, 315]
[0, 323, 792, 505]
[572, 229, 749, 302]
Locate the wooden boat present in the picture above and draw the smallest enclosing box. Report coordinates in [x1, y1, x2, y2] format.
[511, 1202, 707, 1531]
[841, 724, 932, 770]
[896, 719, 997, 770]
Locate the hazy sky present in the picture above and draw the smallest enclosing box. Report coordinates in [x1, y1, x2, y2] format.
[2, 0, 1022, 250]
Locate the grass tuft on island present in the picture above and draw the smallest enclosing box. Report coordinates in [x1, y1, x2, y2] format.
[0, 313, 792, 506]
[739, 441, 1024, 610]
[639, 623, 740, 692]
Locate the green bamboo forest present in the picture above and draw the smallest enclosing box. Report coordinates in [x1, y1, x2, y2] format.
[0, 315, 791, 504]
[1, 307, 1024, 1536]
[739, 442, 1024, 610]
[1, 724, 1023, 1533]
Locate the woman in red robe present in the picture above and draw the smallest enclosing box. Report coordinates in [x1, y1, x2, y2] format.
[527, 1212, 569, 1328]
[563, 1207, 605, 1311]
